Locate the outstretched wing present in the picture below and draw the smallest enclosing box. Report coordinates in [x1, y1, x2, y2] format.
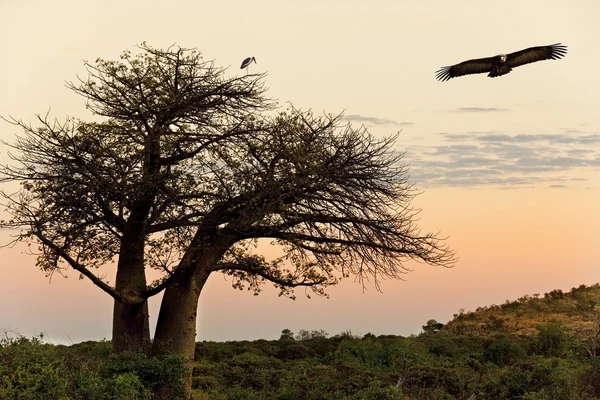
[436, 57, 495, 81]
[506, 43, 567, 68]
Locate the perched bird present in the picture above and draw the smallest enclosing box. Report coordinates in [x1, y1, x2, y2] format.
[436, 43, 567, 81]
[240, 56, 257, 73]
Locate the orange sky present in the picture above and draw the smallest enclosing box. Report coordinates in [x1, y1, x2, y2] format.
[1, 185, 597, 343]
[0, 0, 599, 343]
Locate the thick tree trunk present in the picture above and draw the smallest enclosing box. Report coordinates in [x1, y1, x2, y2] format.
[152, 266, 211, 399]
[110, 120, 161, 353]
[112, 300, 151, 353]
[111, 223, 151, 353]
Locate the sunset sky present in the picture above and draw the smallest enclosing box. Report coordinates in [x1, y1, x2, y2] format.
[1, 0, 599, 344]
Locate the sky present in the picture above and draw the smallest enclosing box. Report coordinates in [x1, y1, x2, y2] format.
[0, 0, 599, 344]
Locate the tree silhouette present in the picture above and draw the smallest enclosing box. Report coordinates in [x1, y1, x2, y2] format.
[0, 43, 455, 398]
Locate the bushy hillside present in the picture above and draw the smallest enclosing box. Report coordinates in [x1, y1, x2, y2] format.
[3, 283, 600, 399]
[444, 283, 600, 340]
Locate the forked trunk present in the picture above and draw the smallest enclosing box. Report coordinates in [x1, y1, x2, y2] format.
[152, 266, 211, 399]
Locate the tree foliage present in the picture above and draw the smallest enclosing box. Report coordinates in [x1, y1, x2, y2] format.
[0, 43, 454, 305]
[422, 319, 444, 334]
[0, 43, 274, 303]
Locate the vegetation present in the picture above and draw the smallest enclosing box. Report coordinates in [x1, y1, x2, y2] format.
[4, 283, 600, 399]
[0, 334, 186, 400]
[444, 283, 600, 339]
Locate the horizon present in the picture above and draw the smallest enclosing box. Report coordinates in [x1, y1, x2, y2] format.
[1, 0, 599, 345]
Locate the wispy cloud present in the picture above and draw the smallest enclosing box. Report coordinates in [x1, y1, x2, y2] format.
[451, 107, 510, 113]
[405, 130, 600, 188]
[477, 133, 600, 144]
[342, 114, 413, 126]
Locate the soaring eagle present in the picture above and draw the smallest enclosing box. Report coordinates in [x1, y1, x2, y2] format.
[436, 43, 567, 81]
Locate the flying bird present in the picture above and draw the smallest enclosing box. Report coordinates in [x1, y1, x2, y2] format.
[436, 43, 567, 82]
[240, 56, 256, 73]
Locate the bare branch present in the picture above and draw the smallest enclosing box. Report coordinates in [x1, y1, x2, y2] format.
[0, 42, 454, 307]
[35, 232, 136, 303]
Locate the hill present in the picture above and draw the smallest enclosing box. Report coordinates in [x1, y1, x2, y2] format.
[443, 283, 600, 339]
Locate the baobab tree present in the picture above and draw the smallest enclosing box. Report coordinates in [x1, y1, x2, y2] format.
[0, 43, 455, 398]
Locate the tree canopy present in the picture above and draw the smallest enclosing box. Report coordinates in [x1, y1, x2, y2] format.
[0, 43, 454, 306]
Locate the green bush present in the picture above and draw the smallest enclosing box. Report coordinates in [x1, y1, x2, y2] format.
[1, 362, 68, 400]
[102, 351, 187, 397]
[277, 343, 316, 360]
[0, 334, 187, 399]
[103, 373, 151, 400]
[0, 334, 68, 399]
[351, 382, 404, 400]
[484, 338, 526, 366]
[531, 323, 570, 357]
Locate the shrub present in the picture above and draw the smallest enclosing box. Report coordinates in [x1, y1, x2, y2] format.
[351, 382, 404, 400]
[1, 362, 68, 400]
[277, 344, 317, 360]
[484, 338, 526, 366]
[531, 324, 570, 357]
[102, 351, 187, 397]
